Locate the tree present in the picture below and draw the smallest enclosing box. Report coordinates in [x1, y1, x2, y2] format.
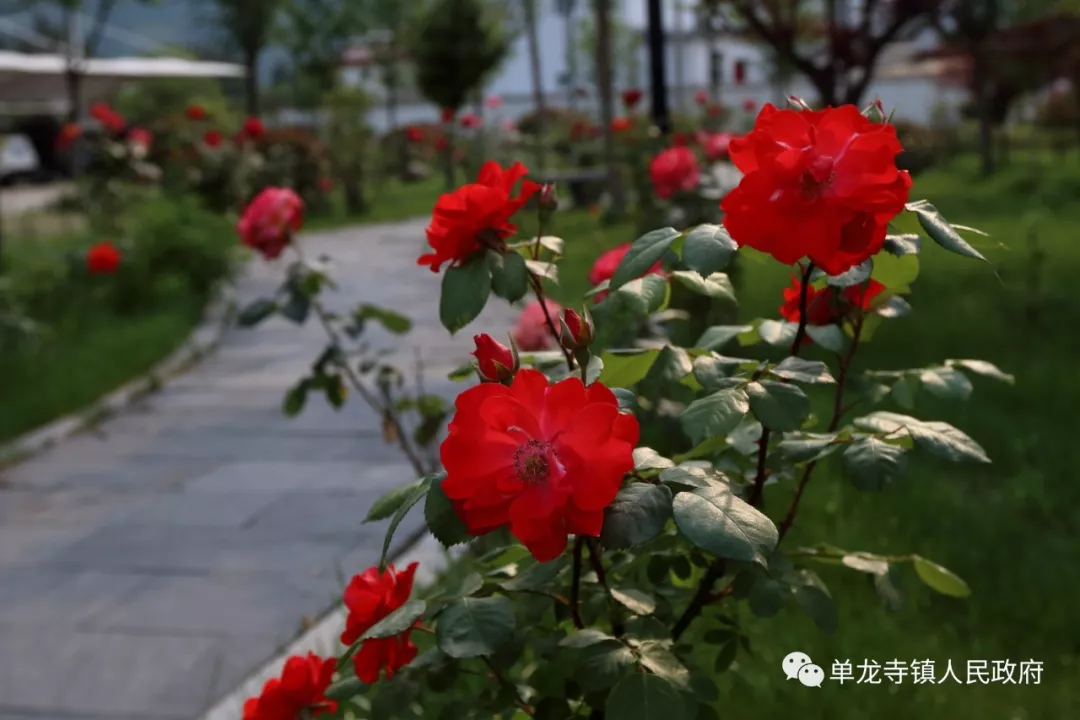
[204, 0, 284, 116]
[277, 0, 367, 98]
[324, 86, 373, 215]
[555, 0, 579, 105]
[704, 0, 936, 107]
[594, 0, 626, 213]
[574, 5, 644, 93]
[523, 0, 548, 171]
[409, 0, 512, 188]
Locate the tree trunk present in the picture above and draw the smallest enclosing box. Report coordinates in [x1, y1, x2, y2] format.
[244, 52, 261, 117]
[443, 126, 456, 191]
[524, 0, 547, 172]
[344, 174, 365, 215]
[384, 62, 408, 178]
[595, 0, 625, 214]
[972, 52, 995, 176]
[565, 13, 577, 110]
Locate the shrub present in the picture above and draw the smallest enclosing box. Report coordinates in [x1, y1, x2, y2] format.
[253, 127, 331, 211]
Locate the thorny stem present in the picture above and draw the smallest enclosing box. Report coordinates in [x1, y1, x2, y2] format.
[673, 261, 815, 640]
[570, 537, 585, 629]
[292, 245, 429, 477]
[586, 539, 624, 637]
[529, 271, 574, 370]
[480, 656, 532, 715]
[778, 312, 866, 541]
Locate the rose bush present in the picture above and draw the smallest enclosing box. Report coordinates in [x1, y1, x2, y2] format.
[237, 98, 1007, 719]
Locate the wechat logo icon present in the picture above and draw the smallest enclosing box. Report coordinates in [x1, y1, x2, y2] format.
[783, 651, 824, 687]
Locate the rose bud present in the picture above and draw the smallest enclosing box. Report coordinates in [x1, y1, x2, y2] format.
[472, 333, 518, 383]
[559, 308, 593, 350]
[538, 183, 558, 224]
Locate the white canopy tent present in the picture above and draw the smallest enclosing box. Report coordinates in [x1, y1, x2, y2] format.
[0, 51, 244, 117]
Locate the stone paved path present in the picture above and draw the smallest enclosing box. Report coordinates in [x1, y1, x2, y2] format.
[0, 219, 517, 720]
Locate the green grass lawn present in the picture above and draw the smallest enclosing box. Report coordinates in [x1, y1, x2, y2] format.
[307, 175, 448, 230]
[524, 156, 1080, 718]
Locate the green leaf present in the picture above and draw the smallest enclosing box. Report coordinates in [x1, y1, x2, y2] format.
[659, 465, 724, 490]
[365, 479, 427, 523]
[919, 366, 973, 401]
[526, 259, 559, 282]
[747, 573, 786, 617]
[912, 556, 972, 598]
[805, 324, 846, 352]
[908, 201, 988, 262]
[824, 259, 872, 288]
[606, 673, 693, 720]
[578, 640, 636, 691]
[682, 223, 738, 275]
[611, 227, 680, 289]
[758, 319, 799, 346]
[695, 324, 754, 351]
[488, 250, 529, 303]
[560, 629, 615, 648]
[870, 252, 920, 293]
[854, 411, 990, 463]
[679, 387, 750, 445]
[671, 270, 736, 302]
[500, 556, 566, 591]
[613, 274, 670, 316]
[324, 677, 367, 701]
[282, 380, 309, 417]
[378, 475, 435, 568]
[237, 298, 277, 327]
[634, 447, 675, 471]
[787, 569, 837, 634]
[597, 350, 660, 388]
[875, 565, 906, 611]
[777, 432, 843, 462]
[842, 437, 909, 491]
[353, 303, 413, 334]
[891, 375, 918, 409]
[946, 358, 1014, 384]
[439, 255, 491, 334]
[745, 380, 810, 431]
[641, 346, 693, 389]
[280, 289, 311, 324]
[360, 599, 426, 640]
[436, 596, 516, 658]
[610, 587, 657, 615]
[883, 233, 921, 256]
[625, 615, 671, 642]
[600, 483, 673, 549]
[425, 477, 472, 548]
[672, 484, 779, 567]
[770, 357, 836, 384]
[714, 641, 738, 672]
[636, 640, 691, 688]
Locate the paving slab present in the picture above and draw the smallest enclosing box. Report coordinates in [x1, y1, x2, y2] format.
[0, 218, 518, 719]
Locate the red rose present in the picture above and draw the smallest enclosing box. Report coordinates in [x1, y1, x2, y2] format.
[128, 127, 152, 150]
[511, 299, 561, 351]
[694, 89, 709, 105]
[621, 88, 643, 109]
[440, 369, 640, 561]
[406, 126, 424, 143]
[237, 187, 304, 260]
[56, 122, 82, 150]
[720, 104, 912, 276]
[559, 308, 593, 349]
[203, 129, 223, 147]
[460, 112, 480, 129]
[418, 161, 540, 272]
[90, 103, 125, 133]
[340, 563, 420, 684]
[485, 95, 503, 109]
[707, 102, 723, 118]
[588, 243, 664, 300]
[86, 241, 121, 274]
[435, 136, 449, 152]
[317, 177, 333, 192]
[649, 146, 700, 199]
[611, 116, 631, 133]
[186, 104, 206, 120]
[441, 107, 455, 123]
[742, 97, 758, 113]
[672, 132, 688, 146]
[473, 333, 517, 382]
[242, 653, 337, 720]
[242, 116, 265, 140]
[779, 276, 887, 327]
[703, 132, 734, 162]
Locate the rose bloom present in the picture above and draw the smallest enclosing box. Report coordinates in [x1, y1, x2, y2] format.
[703, 132, 734, 162]
[460, 112, 480, 129]
[588, 244, 664, 300]
[242, 653, 336, 720]
[485, 95, 503, 109]
[742, 97, 758, 113]
[649, 146, 700, 199]
[440, 369, 640, 561]
[418, 161, 540, 272]
[406, 126, 424, 143]
[317, 177, 334, 192]
[128, 127, 152, 150]
[90, 103, 125, 133]
[441, 107, 455, 123]
[203, 129, 223, 147]
[86, 241, 121, 274]
[435, 135, 449, 152]
[707, 102, 723, 118]
[237, 187, 304, 260]
[340, 563, 420, 683]
[780, 276, 887, 327]
[186, 104, 206, 120]
[694, 89, 709, 105]
[621, 88, 643, 109]
[720, 103, 912, 276]
[473, 333, 516, 382]
[511, 299, 561, 351]
[55, 122, 82, 150]
[242, 116, 265, 140]
[611, 116, 631, 133]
